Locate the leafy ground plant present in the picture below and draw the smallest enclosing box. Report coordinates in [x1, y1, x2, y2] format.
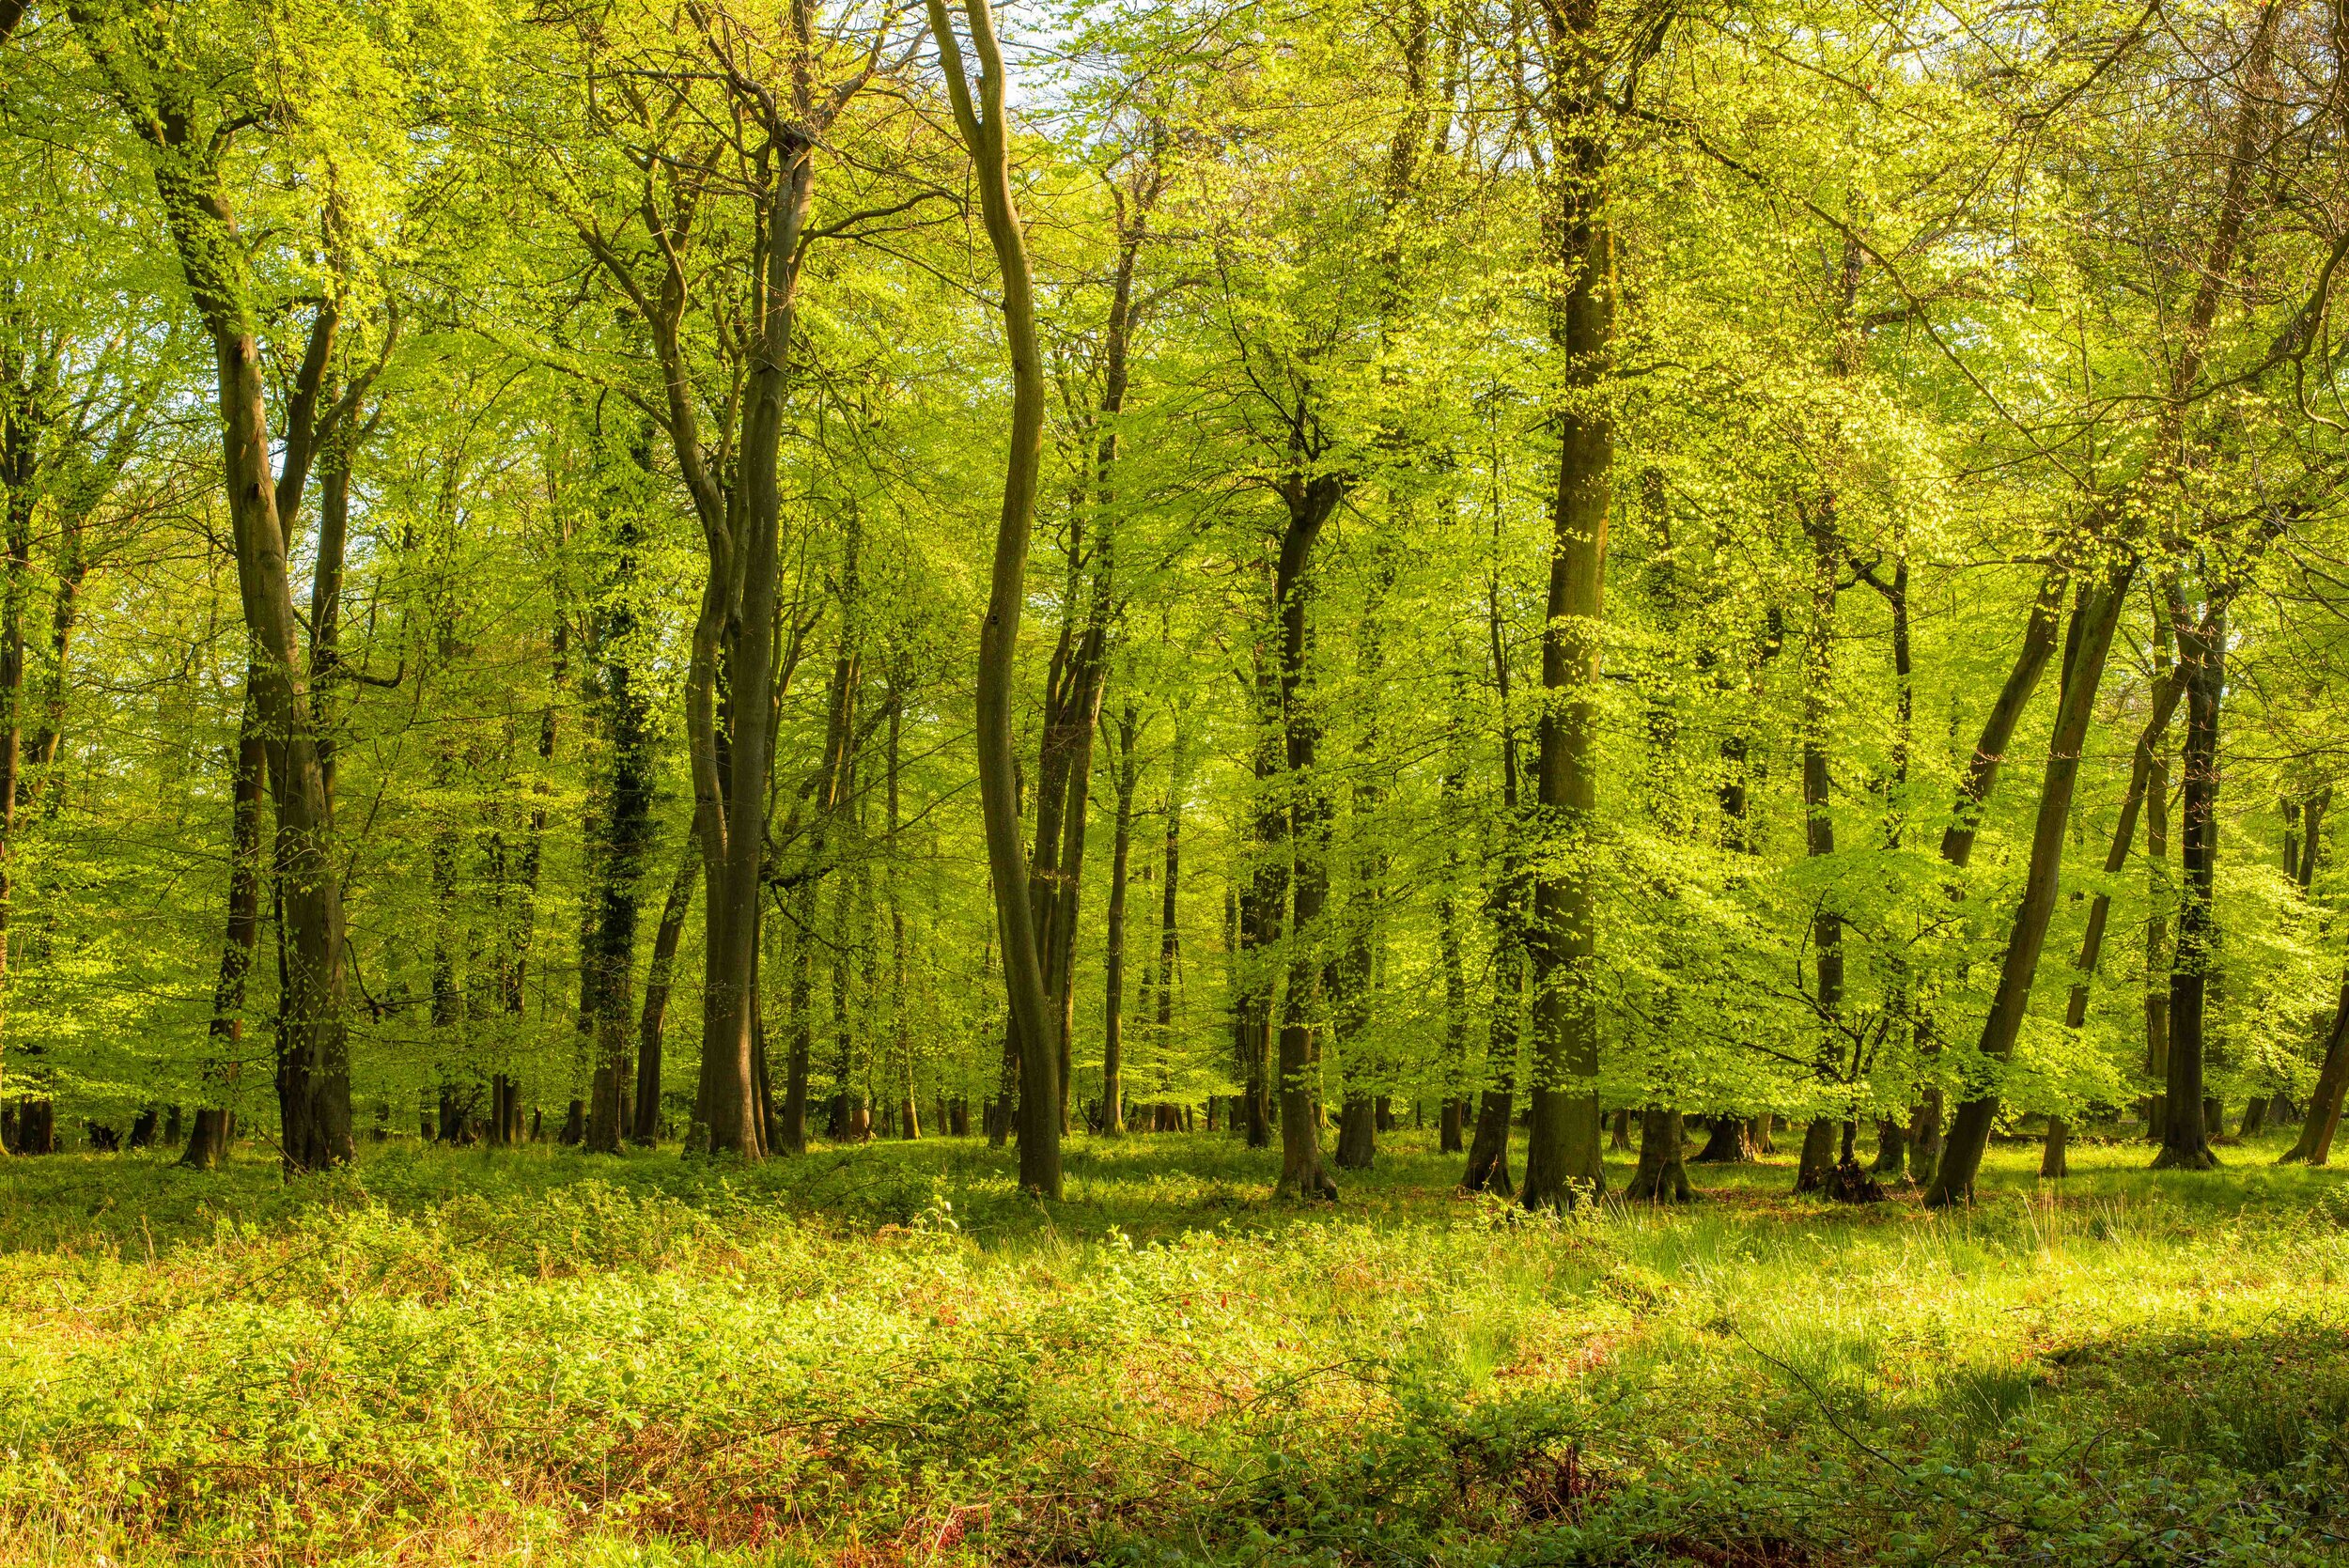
[0, 1132, 2343, 1566]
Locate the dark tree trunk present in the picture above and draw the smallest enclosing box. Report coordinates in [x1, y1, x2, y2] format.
[185, 673, 268, 1171]
[1625, 1108, 1692, 1203]
[582, 442, 656, 1155]
[630, 847, 696, 1144]
[1100, 706, 1140, 1136]
[2040, 1116, 2069, 1179]
[1928, 567, 2136, 1203]
[2282, 974, 2349, 1164]
[1692, 1114, 1755, 1164]
[2155, 609, 2224, 1172]
[2239, 1095, 2266, 1138]
[1794, 1117, 1838, 1193]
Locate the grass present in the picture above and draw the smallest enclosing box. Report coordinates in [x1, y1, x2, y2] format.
[0, 1126, 2345, 1565]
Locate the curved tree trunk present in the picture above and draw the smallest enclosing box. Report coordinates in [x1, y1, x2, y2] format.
[931, 0, 1061, 1196]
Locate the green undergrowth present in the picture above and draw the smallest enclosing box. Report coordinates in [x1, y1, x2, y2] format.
[0, 1130, 2344, 1565]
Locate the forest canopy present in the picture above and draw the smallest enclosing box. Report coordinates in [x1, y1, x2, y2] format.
[0, 0, 2346, 1208]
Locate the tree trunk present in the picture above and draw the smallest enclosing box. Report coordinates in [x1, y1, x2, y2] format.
[1872, 1116, 1907, 1178]
[628, 846, 695, 1144]
[1794, 1117, 1838, 1193]
[1152, 750, 1183, 1126]
[183, 673, 267, 1171]
[1517, 60, 1625, 1210]
[2282, 976, 2349, 1164]
[2040, 1116, 2069, 1179]
[2154, 607, 2224, 1172]
[1792, 494, 1844, 1197]
[1691, 1114, 1754, 1164]
[933, 0, 1061, 1195]
[1926, 567, 2136, 1203]
[886, 696, 920, 1141]
[2145, 614, 2175, 1144]
[1100, 706, 1139, 1137]
[1625, 1107, 1692, 1203]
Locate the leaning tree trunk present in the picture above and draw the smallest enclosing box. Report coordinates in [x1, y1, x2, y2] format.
[1925, 566, 2136, 1204]
[2044, 640, 2187, 1179]
[629, 846, 696, 1144]
[2282, 977, 2349, 1165]
[183, 673, 267, 1171]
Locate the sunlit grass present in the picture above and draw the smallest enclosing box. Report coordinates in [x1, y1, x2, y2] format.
[0, 1124, 2342, 1563]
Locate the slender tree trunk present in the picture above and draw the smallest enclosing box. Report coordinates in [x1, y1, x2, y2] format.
[629, 847, 696, 1144]
[1925, 567, 2137, 1203]
[2282, 977, 2349, 1164]
[1101, 706, 1140, 1137]
[933, 0, 1061, 1195]
[885, 696, 920, 1141]
[1794, 500, 1844, 1196]
[1153, 748, 1183, 1128]
[584, 470, 655, 1154]
[1465, 568, 1528, 1194]
[183, 675, 267, 1171]
[0, 450, 30, 1141]
[2155, 609, 2226, 1172]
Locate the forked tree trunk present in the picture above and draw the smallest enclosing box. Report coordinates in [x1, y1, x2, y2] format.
[76, 33, 356, 1168]
[1927, 567, 2137, 1203]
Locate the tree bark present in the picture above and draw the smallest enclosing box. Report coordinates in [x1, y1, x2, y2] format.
[2155, 608, 2225, 1172]
[183, 674, 268, 1171]
[931, 0, 1061, 1196]
[1272, 465, 1343, 1203]
[2042, 633, 2188, 1177]
[1692, 1114, 1755, 1163]
[1519, 3, 1647, 1208]
[1926, 568, 2136, 1203]
[584, 451, 656, 1155]
[1626, 1107, 1692, 1202]
[629, 846, 696, 1144]
[75, 24, 354, 1169]
[1101, 706, 1140, 1136]
[2281, 975, 2349, 1164]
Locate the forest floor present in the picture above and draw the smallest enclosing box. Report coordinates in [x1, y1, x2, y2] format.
[0, 1127, 2344, 1566]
